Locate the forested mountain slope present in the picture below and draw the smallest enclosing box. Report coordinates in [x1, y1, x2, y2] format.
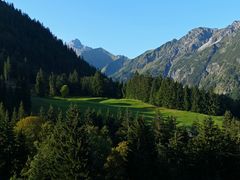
[0, 1, 96, 83]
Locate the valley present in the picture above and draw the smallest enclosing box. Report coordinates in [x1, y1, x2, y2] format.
[1, 1, 240, 179]
[32, 96, 223, 126]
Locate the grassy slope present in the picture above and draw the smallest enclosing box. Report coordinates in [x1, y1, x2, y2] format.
[32, 97, 223, 126]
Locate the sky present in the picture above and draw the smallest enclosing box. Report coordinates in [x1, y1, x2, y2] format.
[4, 0, 240, 58]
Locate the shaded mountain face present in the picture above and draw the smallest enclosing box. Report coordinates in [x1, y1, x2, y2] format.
[111, 21, 240, 99]
[101, 55, 129, 76]
[68, 39, 129, 70]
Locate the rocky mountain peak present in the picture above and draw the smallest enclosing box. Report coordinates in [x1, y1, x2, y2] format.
[69, 38, 83, 49]
[229, 20, 240, 30]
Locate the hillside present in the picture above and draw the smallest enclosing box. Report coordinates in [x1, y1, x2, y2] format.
[31, 96, 223, 126]
[111, 21, 240, 99]
[0, 2, 96, 82]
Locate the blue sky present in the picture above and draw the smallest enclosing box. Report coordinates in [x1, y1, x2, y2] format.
[4, 0, 240, 58]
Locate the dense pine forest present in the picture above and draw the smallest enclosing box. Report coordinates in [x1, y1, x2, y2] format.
[0, 1, 240, 180]
[125, 73, 240, 116]
[1, 105, 240, 179]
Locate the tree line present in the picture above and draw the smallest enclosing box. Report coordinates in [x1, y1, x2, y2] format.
[0, 57, 31, 113]
[35, 69, 122, 98]
[124, 73, 240, 116]
[0, 104, 239, 180]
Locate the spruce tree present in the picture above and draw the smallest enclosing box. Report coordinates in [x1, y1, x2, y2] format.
[25, 108, 91, 179]
[0, 110, 15, 179]
[104, 141, 129, 180]
[3, 56, 11, 81]
[92, 71, 104, 97]
[35, 69, 46, 97]
[11, 108, 18, 126]
[48, 73, 56, 97]
[183, 86, 191, 111]
[17, 102, 25, 120]
[191, 86, 201, 112]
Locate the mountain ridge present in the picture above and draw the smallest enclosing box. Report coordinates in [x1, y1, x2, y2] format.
[68, 39, 129, 70]
[111, 20, 240, 98]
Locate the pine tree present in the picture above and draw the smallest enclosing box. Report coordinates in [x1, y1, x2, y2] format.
[191, 86, 201, 112]
[68, 70, 79, 95]
[0, 110, 15, 179]
[11, 108, 18, 126]
[104, 141, 129, 180]
[127, 116, 156, 179]
[46, 105, 57, 123]
[38, 106, 45, 120]
[18, 102, 25, 120]
[183, 86, 191, 111]
[13, 131, 29, 177]
[48, 73, 56, 97]
[3, 56, 11, 81]
[92, 71, 105, 97]
[25, 110, 91, 179]
[35, 69, 46, 97]
[175, 83, 184, 109]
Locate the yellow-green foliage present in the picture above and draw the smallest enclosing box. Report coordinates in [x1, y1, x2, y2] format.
[15, 116, 44, 142]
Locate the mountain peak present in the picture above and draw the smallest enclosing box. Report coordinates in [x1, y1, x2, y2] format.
[69, 38, 83, 49]
[229, 20, 240, 30]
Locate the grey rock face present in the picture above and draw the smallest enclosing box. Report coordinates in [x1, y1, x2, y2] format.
[112, 21, 240, 98]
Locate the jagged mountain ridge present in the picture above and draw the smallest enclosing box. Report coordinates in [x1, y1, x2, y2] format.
[111, 21, 240, 98]
[68, 39, 129, 70]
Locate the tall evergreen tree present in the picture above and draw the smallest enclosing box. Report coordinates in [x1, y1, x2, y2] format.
[92, 71, 105, 97]
[183, 86, 191, 111]
[191, 86, 201, 113]
[24, 106, 91, 179]
[17, 102, 25, 120]
[3, 56, 11, 81]
[48, 73, 56, 97]
[35, 69, 46, 97]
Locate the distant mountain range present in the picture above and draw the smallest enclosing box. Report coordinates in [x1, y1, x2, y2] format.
[69, 21, 240, 99]
[112, 21, 240, 99]
[68, 39, 129, 75]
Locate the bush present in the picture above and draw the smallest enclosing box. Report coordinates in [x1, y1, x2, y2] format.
[60, 85, 69, 98]
[14, 116, 44, 144]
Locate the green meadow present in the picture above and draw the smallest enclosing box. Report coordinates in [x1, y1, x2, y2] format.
[32, 96, 223, 126]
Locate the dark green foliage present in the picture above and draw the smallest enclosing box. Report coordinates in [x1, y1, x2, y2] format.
[92, 71, 105, 96]
[35, 70, 122, 98]
[104, 141, 129, 180]
[0, 104, 29, 179]
[183, 86, 191, 111]
[17, 102, 25, 120]
[0, 103, 239, 179]
[35, 69, 46, 97]
[191, 86, 201, 112]
[127, 117, 157, 179]
[125, 72, 152, 102]
[125, 73, 239, 116]
[0, 74, 31, 114]
[0, 1, 96, 82]
[48, 73, 56, 97]
[3, 57, 11, 81]
[80, 71, 122, 98]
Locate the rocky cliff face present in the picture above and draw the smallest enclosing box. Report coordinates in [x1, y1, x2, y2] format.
[112, 21, 240, 98]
